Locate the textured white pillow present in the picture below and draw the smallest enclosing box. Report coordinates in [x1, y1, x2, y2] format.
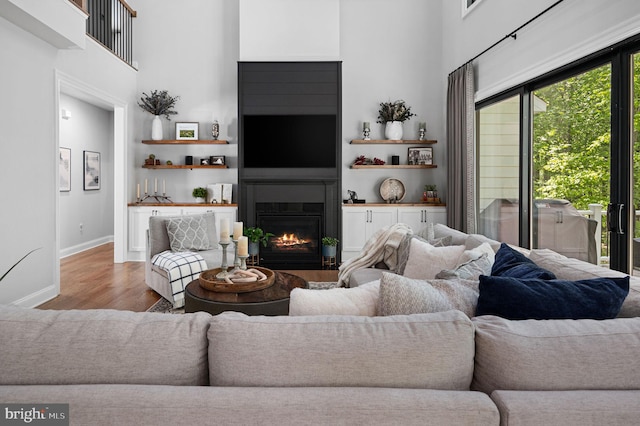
[289, 280, 380, 316]
[166, 216, 210, 252]
[403, 238, 466, 280]
[378, 272, 479, 317]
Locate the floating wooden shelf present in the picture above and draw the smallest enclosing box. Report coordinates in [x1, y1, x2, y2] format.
[142, 139, 228, 145]
[350, 139, 437, 144]
[350, 164, 437, 169]
[142, 164, 228, 170]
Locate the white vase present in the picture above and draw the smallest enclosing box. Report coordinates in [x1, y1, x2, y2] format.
[385, 121, 403, 140]
[151, 115, 163, 140]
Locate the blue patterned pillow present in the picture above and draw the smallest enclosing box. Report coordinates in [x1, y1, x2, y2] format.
[491, 243, 556, 279]
[476, 275, 629, 320]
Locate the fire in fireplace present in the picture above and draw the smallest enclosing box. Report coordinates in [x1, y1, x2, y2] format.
[256, 202, 323, 269]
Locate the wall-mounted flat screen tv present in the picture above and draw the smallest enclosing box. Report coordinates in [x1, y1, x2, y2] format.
[243, 115, 337, 168]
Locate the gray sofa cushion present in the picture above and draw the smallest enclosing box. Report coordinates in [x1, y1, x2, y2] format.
[209, 310, 475, 390]
[472, 315, 640, 394]
[0, 385, 499, 426]
[0, 307, 211, 386]
[491, 390, 640, 426]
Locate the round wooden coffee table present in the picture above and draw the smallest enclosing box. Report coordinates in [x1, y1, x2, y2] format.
[184, 270, 308, 316]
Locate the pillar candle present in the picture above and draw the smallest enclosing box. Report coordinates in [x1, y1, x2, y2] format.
[419, 122, 426, 130]
[144, 179, 148, 194]
[237, 236, 248, 256]
[154, 178, 158, 193]
[136, 183, 140, 199]
[163, 179, 166, 194]
[219, 218, 230, 243]
[233, 221, 243, 240]
[363, 121, 370, 131]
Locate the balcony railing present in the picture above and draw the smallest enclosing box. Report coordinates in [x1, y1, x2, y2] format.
[70, 0, 137, 66]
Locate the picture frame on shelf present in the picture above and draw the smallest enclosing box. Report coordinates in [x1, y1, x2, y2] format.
[408, 147, 433, 165]
[176, 122, 199, 140]
[59, 147, 71, 192]
[209, 155, 225, 165]
[200, 158, 209, 165]
[83, 150, 100, 191]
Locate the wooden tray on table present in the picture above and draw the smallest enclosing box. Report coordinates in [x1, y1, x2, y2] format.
[198, 267, 275, 293]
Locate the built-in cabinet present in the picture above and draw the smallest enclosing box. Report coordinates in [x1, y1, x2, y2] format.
[342, 204, 446, 260]
[128, 204, 237, 255]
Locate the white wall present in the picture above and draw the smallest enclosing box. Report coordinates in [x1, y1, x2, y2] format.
[59, 94, 114, 256]
[0, 4, 137, 306]
[442, 0, 640, 101]
[132, 0, 239, 206]
[341, 0, 444, 203]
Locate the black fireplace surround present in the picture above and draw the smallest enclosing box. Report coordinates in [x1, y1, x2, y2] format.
[238, 62, 342, 269]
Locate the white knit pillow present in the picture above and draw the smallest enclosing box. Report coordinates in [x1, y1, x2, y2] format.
[289, 280, 380, 316]
[403, 238, 466, 280]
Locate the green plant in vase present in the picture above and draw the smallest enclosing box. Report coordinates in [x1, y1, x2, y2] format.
[321, 236, 339, 257]
[244, 227, 275, 256]
[192, 187, 207, 203]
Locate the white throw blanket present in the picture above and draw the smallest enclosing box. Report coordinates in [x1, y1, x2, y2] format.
[338, 223, 413, 287]
[151, 250, 207, 308]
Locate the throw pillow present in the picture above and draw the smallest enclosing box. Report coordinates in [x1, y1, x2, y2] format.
[476, 275, 630, 320]
[403, 238, 466, 280]
[491, 243, 556, 279]
[396, 234, 453, 276]
[435, 253, 492, 281]
[166, 216, 210, 252]
[378, 272, 479, 317]
[289, 280, 380, 316]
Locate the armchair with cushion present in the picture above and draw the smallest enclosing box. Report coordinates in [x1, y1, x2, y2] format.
[145, 213, 223, 305]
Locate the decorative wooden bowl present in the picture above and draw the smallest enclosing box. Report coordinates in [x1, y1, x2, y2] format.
[198, 267, 275, 293]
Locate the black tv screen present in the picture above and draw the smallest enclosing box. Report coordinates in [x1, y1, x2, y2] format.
[243, 115, 337, 168]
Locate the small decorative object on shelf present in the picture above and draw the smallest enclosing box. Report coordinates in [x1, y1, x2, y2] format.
[138, 90, 179, 141]
[192, 187, 207, 203]
[137, 178, 173, 204]
[423, 184, 440, 204]
[418, 122, 427, 140]
[176, 122, 199, 140]
[144, 154, 156, 165]
[377, 100, 416, 140]
[353, 155, 385, 166]
[362, 121, 371, 140]
[408, 147, 433, 165]
[212, 120, 220, 140]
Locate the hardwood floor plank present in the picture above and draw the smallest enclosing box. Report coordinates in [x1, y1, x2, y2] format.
[37, 243, 339, 312]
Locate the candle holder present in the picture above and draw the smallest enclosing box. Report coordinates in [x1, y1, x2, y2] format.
[231, 238, 241, 272]
[419, 128, 426, 141]
[216, 241, 231, 279]
[238, 254, 248, 271]
[137, 192, 173, 204]
[363, 127, 371, 140]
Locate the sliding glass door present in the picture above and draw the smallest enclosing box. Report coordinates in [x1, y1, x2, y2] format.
[532, 63, 611, 266]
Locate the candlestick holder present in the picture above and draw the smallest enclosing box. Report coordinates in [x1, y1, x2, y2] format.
[231, 238, 241, 272]
[363, 127, 371, 140]
[216, 241, 231, 279]
[137, 192, 173, 204]
[238, 254, 248, 271]
[419, 128, 426, 141]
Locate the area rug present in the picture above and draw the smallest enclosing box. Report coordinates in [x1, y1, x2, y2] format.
[146, 281, 339, 314]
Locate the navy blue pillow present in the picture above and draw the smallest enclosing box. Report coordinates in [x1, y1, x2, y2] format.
[476, 275, 630, 320]
[491, 243, 556, 279]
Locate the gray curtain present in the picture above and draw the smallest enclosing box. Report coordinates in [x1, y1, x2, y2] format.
[446, 62, 475, 233]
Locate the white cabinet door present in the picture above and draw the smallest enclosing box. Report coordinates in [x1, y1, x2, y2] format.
[341, 207, 397, 260]
[128, 206, 180, 252]
[397, 206, 447, 233]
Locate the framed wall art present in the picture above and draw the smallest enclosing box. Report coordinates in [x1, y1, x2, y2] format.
[59, 147, 71, 192]
[408, 147, 433, 165]
[176, 122, 199, 140]
[83, 150, 101, 190]
[209, 155, 226, 165]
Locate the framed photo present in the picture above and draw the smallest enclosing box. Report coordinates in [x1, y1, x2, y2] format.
[83, 150, 100, 190]
[408, 147, 433, 165]
[59, 147, 71, 192]
[209, 155, 226, 165]
[176, 122, 199, 140]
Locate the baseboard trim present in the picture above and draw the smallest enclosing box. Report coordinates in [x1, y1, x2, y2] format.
[60, 236, 114, 258]
[11, 284, 58, 309]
